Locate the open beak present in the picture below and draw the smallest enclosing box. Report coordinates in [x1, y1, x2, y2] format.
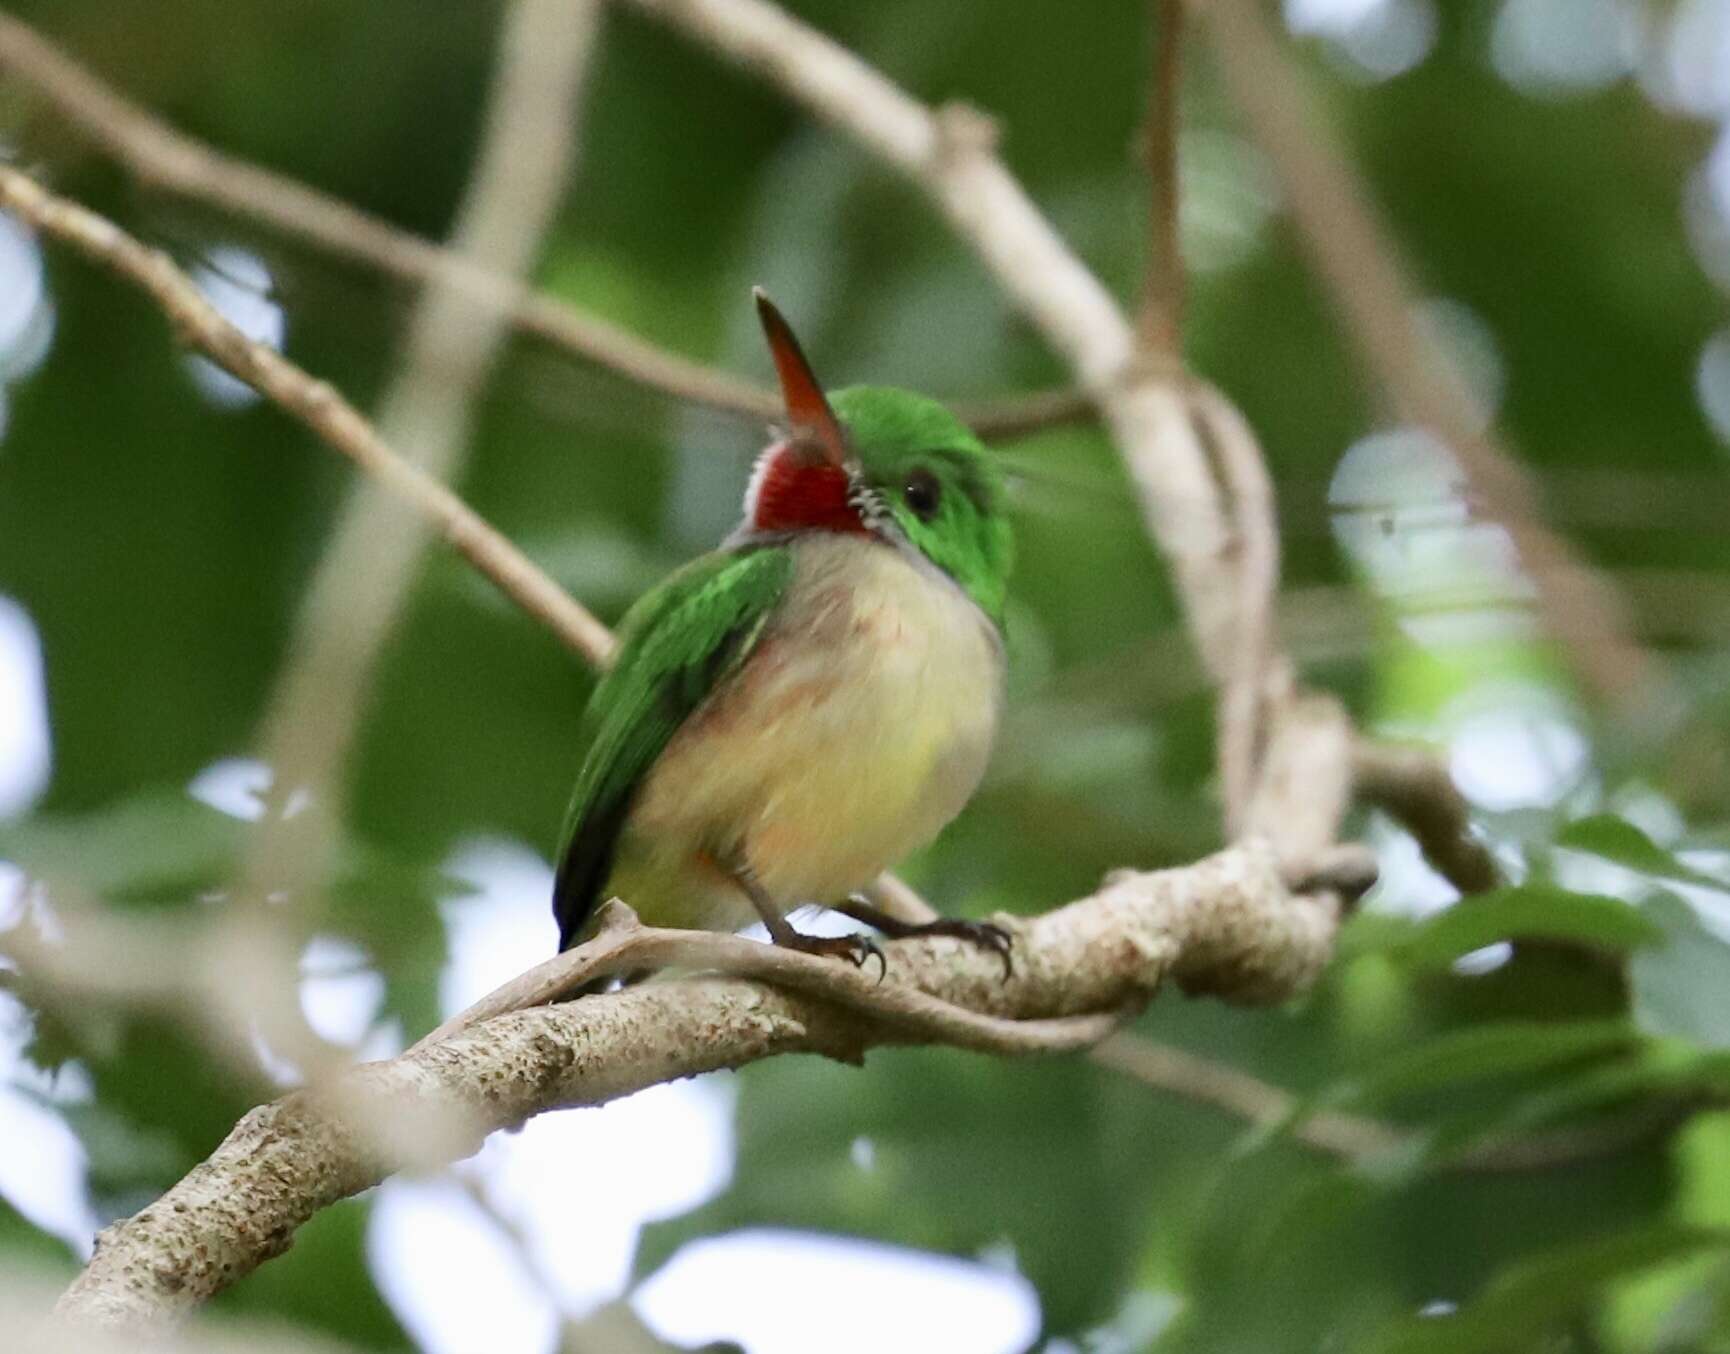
[754, 288, 848, 469]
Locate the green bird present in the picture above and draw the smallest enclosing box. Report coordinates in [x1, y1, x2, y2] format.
[552, 292, 1013, 973]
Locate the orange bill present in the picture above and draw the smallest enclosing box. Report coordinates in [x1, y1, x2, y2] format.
[754, 288, 848, 467]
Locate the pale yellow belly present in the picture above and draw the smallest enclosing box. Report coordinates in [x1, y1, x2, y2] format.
[606, 533, 1002, 932]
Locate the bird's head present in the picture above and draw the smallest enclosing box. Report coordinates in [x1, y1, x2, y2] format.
[744, 290, 1013, 628]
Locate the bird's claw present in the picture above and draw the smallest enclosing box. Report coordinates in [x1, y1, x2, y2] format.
[836, 899, 1017, 982]
[780, 930, 887, 983]
[937, 919, 1015, 980]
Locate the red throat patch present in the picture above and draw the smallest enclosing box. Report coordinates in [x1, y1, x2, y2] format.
[747, 442, 868, 535]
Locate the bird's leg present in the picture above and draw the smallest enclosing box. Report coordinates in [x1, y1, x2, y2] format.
[730, 860, 886, 979]
[837, 896, 1014, 980]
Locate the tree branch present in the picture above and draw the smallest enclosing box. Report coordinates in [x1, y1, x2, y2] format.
[411, 899, 1128, 1059]
[53, 843, 1338, 1328]
[0, 164, 617, 668]
[4, 1281, 362, 1354]
[1188, 381, 1285, 838]
[1191, 0, 1658, 716]
[1136, 0, 1186, 353]
[1126, 0, 1282, 838]
[1352, 738, 1500, 897]
[215, 0, 602, 1081]
[0, 10, 1088, 440]
[1093, 1029, 1711, 1175]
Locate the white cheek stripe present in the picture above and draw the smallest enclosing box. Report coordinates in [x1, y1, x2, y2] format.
[740, 439, 891, 537]
[741, 439, 786, 525]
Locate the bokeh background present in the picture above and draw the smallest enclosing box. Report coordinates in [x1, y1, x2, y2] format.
[4, 1, 1730, 1350]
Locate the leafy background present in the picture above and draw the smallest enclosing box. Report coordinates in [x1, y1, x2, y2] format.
[3, 0, 1730, 1351]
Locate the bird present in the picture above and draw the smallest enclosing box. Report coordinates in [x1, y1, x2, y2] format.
[552, 290, 1014, 977]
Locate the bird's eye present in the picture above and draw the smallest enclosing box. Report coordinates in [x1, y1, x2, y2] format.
[904, 468, 942, 522]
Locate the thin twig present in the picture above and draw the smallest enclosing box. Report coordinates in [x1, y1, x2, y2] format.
[216, 0, 603, 1080]
[1094, 1029, 1710, 1175]
[1351, 739, 1499, 897]
[1091, 1030, 1406, 1158]
[0, 165, 616, 667]
[1129, 0, 1283, 837]
[1188, 381, 1285, 837]
[1136, 0, 1186, 352]
[0, 10, 1089, 440]
[1192, 0, 1657, 716]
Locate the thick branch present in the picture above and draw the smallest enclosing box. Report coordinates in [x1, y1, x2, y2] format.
[410, 900, 1127, 1058]
[54, 844, 1337, 1328]
[4, 1282, 362, 1354]
[0, 11, 1086, 440]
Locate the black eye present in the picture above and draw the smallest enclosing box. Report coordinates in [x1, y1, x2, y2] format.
[904, 468, 942, 522]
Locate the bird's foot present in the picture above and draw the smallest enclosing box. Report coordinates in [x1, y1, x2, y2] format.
[902, 918, 1015, 979]
[842, 896, 1014, 979]
[775, 928, 887, 982]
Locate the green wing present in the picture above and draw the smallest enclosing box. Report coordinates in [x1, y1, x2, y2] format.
[552, 546, 793, 949]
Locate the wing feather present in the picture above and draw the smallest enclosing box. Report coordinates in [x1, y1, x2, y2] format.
[552, 546, 793, 949]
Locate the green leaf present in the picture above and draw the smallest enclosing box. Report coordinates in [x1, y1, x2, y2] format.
[1384, 886, 1661, 970]
[1330, 1020, 1637, 1109]
[0, 790, 241, 903]
[1365, 1225, 1730, 1354]
[1558, 815, 1730, 894]
[1631, 894, 1730, 1049]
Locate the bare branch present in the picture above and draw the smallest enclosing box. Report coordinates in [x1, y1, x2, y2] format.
[1095, 1029, 1711, 1175]
[0, 10, 1087, 440]
[216, 0, 603, 1079]
[1351, 739, 1500, 897]
[4, 1281, 362, 1354]
[1192, 0, 1658, 715]
[0, 165, 617, 667]
[1188, 382, 1285, 837]
[1091, 1030, 1405, 1158]
[1126, 0, 1281, 838]
[1136, 0, 1186, 352]
[53, 843, 1339, 1328]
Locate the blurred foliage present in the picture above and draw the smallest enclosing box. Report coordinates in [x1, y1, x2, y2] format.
[1, 1, 1729, 1351]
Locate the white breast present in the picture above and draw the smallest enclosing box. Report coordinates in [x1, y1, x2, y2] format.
[627, 533, 1003, 925]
